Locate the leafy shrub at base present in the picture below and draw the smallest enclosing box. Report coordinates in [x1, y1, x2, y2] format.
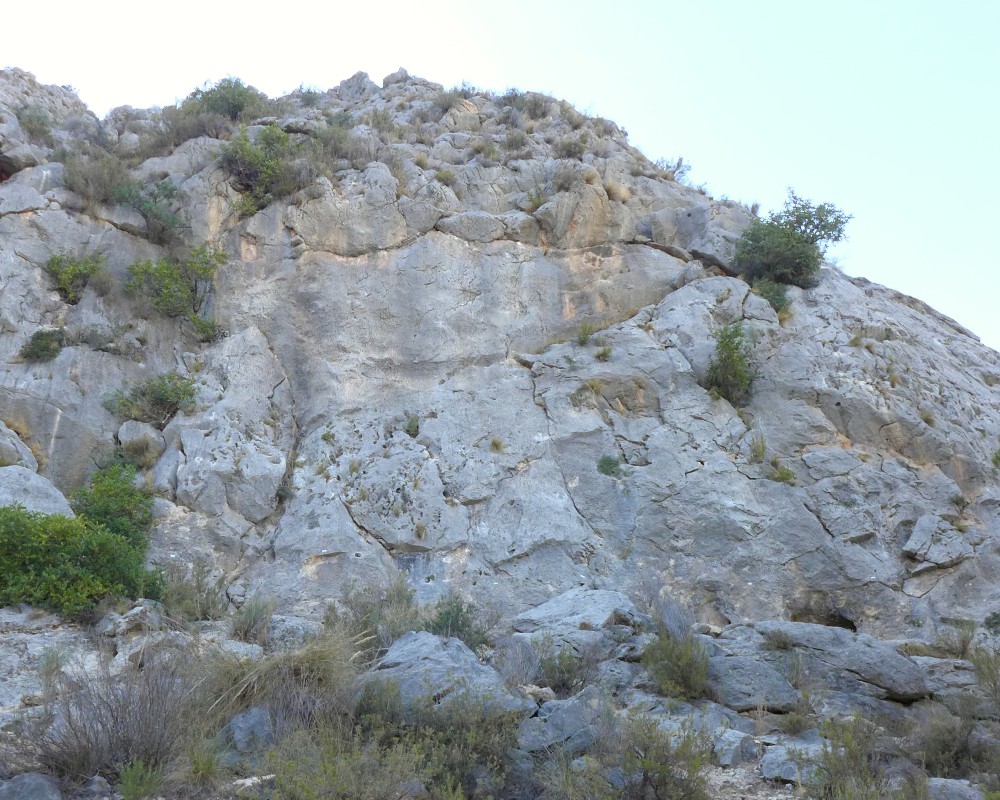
[0, 505, 162, 615]
[71, 463, 153, 547]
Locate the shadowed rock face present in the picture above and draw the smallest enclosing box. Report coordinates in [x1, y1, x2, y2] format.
[0, 66, 998, 645]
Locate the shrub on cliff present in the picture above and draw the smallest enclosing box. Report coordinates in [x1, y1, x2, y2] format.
[733, 190, 850, 288]
[183, 77, 269, 122]
[705, 322, 753, 406]
[44, 253, 106, 304]
[221, 126, 306, 214]
[104, 372, 196, 429]
[126, 245, 225, 339]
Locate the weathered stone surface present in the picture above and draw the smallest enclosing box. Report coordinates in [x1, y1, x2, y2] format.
[0, 419, 37, 470]
[517, 685, 609, 754]
[363, 632, 533, 718]
[0, 466, 73, 515]
[0, 773, 62, 800]
[707, 654, 800, 712]
[436, 211, 506, 243]
[754, 622, 927, 701]
[903, 514, 973, 573]
[761, 744, 821, 783]
[927, 778, 984, 800]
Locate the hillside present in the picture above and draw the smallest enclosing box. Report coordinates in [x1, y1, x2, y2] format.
[1, 67, 999, 799]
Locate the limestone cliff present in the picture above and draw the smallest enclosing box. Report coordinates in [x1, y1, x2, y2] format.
[2, 66, 998, 639]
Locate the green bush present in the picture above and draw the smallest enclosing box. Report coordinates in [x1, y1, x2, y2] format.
[535, 636, 599, 698]
[71, 463, 153, 548]
[119, 760, 163, 800]
[126, 244, 226, 320]
[641, 629, 710, 700]
[44, 253, 105, 304]
[423, 590, 492, 650]
[751, 277, 790, 313]
[221, 126, 308, 214]
[705, 322, 753, 406]
[104, 372, 196, 429]
[0, 505, 162, 615]
[114, 180, 181, 243]
[733, 190, 850, 288]
[183, 77, 268, 122]
[20, 329, 65, 362]
[328, 575, 423, 658]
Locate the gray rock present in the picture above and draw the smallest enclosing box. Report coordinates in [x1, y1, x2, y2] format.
[116, 420, 164, 466]
[760, 744, 821, 784]
[927, 778, 984, 800]
[512, 588, 643, 635]
[517, 685, 609, 753]
[70, 775, 113, 799]
[712, 727, 756, 767]
[225, 705, 275, 753]
[903, 514, 974, 573]
[707, 654, 800, 712]
[0, 420, 37, 470]
[0, 773, 61, 800]
[0, 466, 73, 516]
[363, 632, 534, 719]
[436, 211, 506, 243]
[755, 622, 928, 701]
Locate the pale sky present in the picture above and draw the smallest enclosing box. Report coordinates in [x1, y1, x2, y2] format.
[7, 0, 999, 350]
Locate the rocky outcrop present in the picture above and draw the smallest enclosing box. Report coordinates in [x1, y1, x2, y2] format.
[2, 66, 1000, 798]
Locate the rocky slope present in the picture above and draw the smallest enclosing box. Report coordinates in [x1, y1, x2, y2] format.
[2, 66, 999, 797]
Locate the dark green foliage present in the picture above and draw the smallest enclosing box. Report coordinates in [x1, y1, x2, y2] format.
[751, 277, 790, 313]
[733, 190, 850, 288]
[114, 180, 181, 243]
[20, 329, 65, 362]
[536, 641, 597, 698]
[641, 629, 710, 700]
[705, 322, 753, 406]
[985, 611, 1000, 634]
[597, 454, 622, 477]
[0, 505, 162, 615]
[423, 590, 492, 650]
[221, 126, 310, 214]
[614, 716, 711, 800]
[44, 253, 105, 304]
[104, 372, 196, 429]
[126, 245, 226, 322]
[71, 463, 153, 548]
[184, 77, 268, 122]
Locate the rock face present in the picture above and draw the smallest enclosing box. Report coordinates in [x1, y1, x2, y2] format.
[1, 66, 1000, 714]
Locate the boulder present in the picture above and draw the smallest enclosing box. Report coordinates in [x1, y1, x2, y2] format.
[517, 685, 609, 754]
[0, 773, 61, 800]
[755, 622, 928, 701]
[0, 466, 73, 516]
[707, 654, 800, 712]
[362, 632, 533, 719]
